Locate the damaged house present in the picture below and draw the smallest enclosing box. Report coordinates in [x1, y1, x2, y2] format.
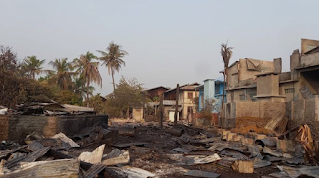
[222, 38, 319, 139]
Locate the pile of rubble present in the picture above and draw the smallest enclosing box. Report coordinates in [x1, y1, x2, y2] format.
[1, 94, 95, 116]
[0, 123, 150, 178]
[0, 120, 319, 177]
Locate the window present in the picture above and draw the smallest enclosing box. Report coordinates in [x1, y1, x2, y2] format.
[239, 94, 245, 101]
[187, 106, 193, 113]
[285, 88, 295, 94]
[188, 92, 193, 99]
[215, 84, 220, 95]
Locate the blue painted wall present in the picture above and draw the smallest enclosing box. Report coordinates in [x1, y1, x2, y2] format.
[198, 86, 204, 112]
[198, 77, 226, 113]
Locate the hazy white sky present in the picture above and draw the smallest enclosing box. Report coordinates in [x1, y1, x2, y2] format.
[1, 1, 318, 95]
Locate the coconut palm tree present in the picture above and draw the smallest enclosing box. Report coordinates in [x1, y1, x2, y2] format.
[220, 43, 233, 109]
[23, 56, 45, 79]
[97, 42, 128, 91]
[48, 58, 75, 90]
[73, 76, 95, 100]
[73, 51, 102, 105]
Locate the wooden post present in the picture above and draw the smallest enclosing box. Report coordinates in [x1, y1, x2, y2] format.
[159, 94, 163, 128]
[174, 84, 179, 125]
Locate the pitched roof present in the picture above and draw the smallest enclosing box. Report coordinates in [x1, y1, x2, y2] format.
[145, 86, 169, 91]
[165, 83, 200, 93]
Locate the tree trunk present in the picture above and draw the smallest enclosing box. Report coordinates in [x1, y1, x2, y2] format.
[159, 94, 163, 128]
[111, 70, 116, 91]
[32, 71, 35, 80]
[86, 77, 90, 107]
[222, 72, 225, 110]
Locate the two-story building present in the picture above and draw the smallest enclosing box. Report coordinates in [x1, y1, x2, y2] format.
[221, 38, 319, 139]
[164, 83, 200, 120]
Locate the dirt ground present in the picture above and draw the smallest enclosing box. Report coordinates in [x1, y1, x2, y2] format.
[67, 121, 281, 178]
[231, 117, 276, 135]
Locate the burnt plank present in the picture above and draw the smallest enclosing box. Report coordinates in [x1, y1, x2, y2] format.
[83, 163, 105, 178]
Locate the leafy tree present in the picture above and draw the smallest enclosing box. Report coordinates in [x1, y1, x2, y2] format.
[38, 70, 55, 82]
[112, 77, 147, 117]
[97, 42, 128, 91]
[0, 45, 53, 108]
[87, 77, 147, 118]
[48, 58, 75, 90]
[73, 51, 102, 105]
[23, 55, 45, 79]
[52, 89, 82, 105]
[220, 43, 233, 109]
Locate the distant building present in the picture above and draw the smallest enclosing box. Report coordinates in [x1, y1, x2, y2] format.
[145, 86, 169, 101]
[197, 77, 226, 113]
[164, 83, 200, 120]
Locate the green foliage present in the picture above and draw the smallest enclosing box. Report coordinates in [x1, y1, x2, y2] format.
[52, 90, 82, 105]
[48, 58, 75, 90]
[97, 42, 128, 91]
[87, 77, 147, 117]
[152, 96, 159, 102]
[73, 51, 101, 103]
[22, 55, 45, 79]
[0, 46, 53, 108]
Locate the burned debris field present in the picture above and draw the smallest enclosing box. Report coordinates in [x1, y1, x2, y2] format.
[0, 118, 318, 178]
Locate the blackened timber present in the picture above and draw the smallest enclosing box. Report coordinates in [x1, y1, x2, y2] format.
[174, 84, 179, 125]
[5, 147, 50, 169]
[159, 94, 164, 128]
[83, 163, 106, 178]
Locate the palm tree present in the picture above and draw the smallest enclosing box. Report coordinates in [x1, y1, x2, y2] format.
[73, 51, 102, 105]
[23, 56, 45, 79]
[73, 76, 95, 100]
[48, 58, 75, 90]
[97, 42, 128, 91]
[220, 43, 233, 110]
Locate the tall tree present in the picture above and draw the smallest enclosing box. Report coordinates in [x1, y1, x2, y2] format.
[23, 56, 46, 79]
[73, 51, 102, 105]
[48, 58, 75, 90]
[73, 76, 95, 100]
[0, 45, 52, 108]
[220, 43, 233, 110]
[97, 42, 128, 91]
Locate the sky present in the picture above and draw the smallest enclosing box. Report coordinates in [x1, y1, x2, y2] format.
[1, 0, 319, 95]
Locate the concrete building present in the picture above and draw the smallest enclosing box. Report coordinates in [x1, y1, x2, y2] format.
[164, 83, 200, 120]
[221, 38, 319, 139]
[198, 77, 225, 113]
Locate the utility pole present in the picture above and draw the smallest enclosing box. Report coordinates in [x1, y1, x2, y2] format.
[159, 94, 163, 128]
[174, 84, 179, 125]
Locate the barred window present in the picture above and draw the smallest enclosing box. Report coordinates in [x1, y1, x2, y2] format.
[285, 88, 295, 94]
[239, 94, 245, 101]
